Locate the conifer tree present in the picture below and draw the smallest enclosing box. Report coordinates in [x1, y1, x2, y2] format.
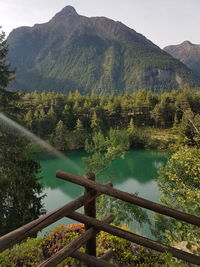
[53, 120, 68, 150]
[73, 118, 87, 148]
[0, 28, 44, 235]
[127, 118, 135, 136]
[0, 28, 18, 116]
[91, 111, 101, 132]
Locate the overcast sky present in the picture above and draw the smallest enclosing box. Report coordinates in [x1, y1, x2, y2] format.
[0, 0, 199, 48]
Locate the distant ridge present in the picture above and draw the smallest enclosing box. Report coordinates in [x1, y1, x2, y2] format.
[164, 41, 200, 79]
[7, 6, 200, 94]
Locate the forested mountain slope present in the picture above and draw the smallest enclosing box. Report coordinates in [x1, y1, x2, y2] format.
[164, 41, 200, 79]
[7, 6, 200, 94]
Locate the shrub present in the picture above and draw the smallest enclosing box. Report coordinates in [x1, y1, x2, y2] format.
[0, 224, 163, 266]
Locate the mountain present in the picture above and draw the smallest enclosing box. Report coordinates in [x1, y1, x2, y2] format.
[164, 41, 200, 79]
[6, 6, 200, 94]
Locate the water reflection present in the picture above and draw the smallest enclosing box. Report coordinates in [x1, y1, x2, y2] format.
[99, 150, 168, 185]
[39, 150, 168, 199]
[38, 149, 168, 236]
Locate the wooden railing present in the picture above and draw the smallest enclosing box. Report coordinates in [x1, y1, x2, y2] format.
[0, 171, 200, 266]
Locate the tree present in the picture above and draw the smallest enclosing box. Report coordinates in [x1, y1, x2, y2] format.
[0, 28, 18, 117]
[177, 108, 200, 147]
[83, 129, 149, 227]
[73, 118, 87, 148]
[75, 118, 84, 132]
[127, 118, 135, 136]
[25, 110, 34, 130]
[62, 103, 76, 130]
[0, 138, 44, 235]
[0, 29, 14, 89]
[151, 104, 161, 128]
[53, 120, 68, 150]
[152, 147, 200, 264]
[90, 111, 101, 133]
[151, 95, 175, 128]
[84, 129, 129, 174]
[0, 28, 45, 235]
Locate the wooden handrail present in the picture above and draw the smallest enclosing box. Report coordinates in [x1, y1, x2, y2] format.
[39, 214, 115, 267]
[1, 170, 199, 266]
[56, 170, 200, 227]
[0, 190, 98, 252]
[68, 211, 200, 266]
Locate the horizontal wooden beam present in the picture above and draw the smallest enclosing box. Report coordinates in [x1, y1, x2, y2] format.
[56, 170, 200, 227]
[68, 212, 200, 266]
[39, 214, 115, 267]
[71, 251, 117, 267]
[0, 190, 98, 253]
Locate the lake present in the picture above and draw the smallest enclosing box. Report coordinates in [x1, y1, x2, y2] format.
[38, 149, 168, 238]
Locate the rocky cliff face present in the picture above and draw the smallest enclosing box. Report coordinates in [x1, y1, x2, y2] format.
[7, 6, 200, 93]
[164, 41, 200, 78]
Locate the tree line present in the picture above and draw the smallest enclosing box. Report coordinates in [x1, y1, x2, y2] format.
[20, 87, 200, 150]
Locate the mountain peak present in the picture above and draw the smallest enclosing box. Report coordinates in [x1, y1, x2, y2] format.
[164, 41, 200, 78]
[53, 6, 78, 19]
[181, 40, 193, 46]
[7, 7, 200, 93]
[60, 6, 78, 15]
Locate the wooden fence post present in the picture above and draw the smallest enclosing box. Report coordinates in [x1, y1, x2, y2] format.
[84, 173, 96, 261]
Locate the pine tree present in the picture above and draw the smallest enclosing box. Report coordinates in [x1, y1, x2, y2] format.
[0, 28, 45, 235]
[91, 111, 101, 132]
[127, 118, 135, 136]
[73, 118, 87, 148]
[0, 28, 19, 117]
[75, 118, 84, 132]
[53, 120, 68, 150]
[25, 110, 33, 124]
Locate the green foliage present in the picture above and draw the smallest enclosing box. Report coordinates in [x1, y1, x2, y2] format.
[97, 194, 150, 226]
[0, 225, 83, 267]
[0, 224, 162, 266]
[0, 28, 19, 117]
[19, 88, 200, 151]
[0, 138, 45, 235]
[152, 146, 200, 265]
[0, 237, 46, 266]
[84, 129, 129, 174]
[90, 111, 102, 132]
[0, 28, 14, 89]
[0, 28, 45, 235]
[158, 146, 200, 213]
[83, 127, 150, 236]
[52, 120, 68, 150]
[72, 118, 88, 148]
[128, 128, 150, 148]
[97, 229, 162, 266]
[177, 109, 200, 146]
[127, 118, 135, 135]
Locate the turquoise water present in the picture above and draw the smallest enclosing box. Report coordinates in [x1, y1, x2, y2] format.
[38, 149, 168, 237]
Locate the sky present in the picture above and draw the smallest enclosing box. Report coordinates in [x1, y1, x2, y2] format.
[0, 0, 199, 48]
